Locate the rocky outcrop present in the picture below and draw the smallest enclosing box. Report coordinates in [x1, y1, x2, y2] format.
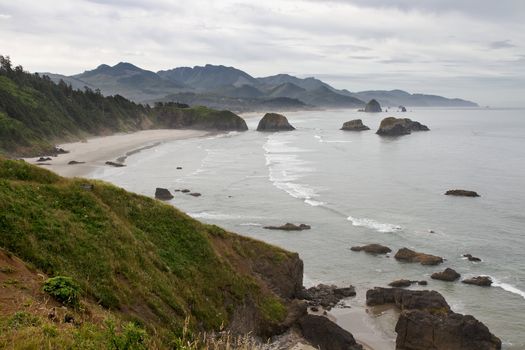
[376, 117, 429, 136]
[366, 288, 450, 312]
[431, 268, 461, 282]
[388, 279, 426, 288]
[299, 284, 356, 309]
[394, 248, 443, 266]
[350, 243, 391, 254]
[155, 105, 249, 131]
[297, 314, 363, 350]
[155, 188, 174, 200]
[189, 192, 201, 197]
[462, 276, 493, 287]
[256, 113, 295, 131]
[264, 223, 311, 231]
[37, 157, 52, 162]
[367, 287, 501, 350]
[463, 254, 482, 262]
[445, 189, 480, 197]
[396, 310, 502, 350]
[105, 161, 125, 167]
[399, 105, 407, 112]
[364, 99, 382, 113]
[341, 119, 370, 131]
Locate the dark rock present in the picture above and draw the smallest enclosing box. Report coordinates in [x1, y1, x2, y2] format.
[256, 113, 295, 131]
[299, 284, 356, 309]
[445, 189, 480, 197]
[341, 119, 370, 131]
[399, 105, 407, 112]
[176, 166, 183, 170]
[431, 268, 461, 282]
[181, 189, 190, 193]
[105, 161, 125, 167]
[297, 314, 363, 350]
[396, 310, 502, 350]
[463, 254, 482, 262]
[155, 188, 174, 200]
[462, 276, 492, 287]
[189, 192, 201, 197]
[37, 157, 52, 162]
[418, 281, 428, 286]
[394, 247, 444, 266]
[376, 117, 430, 136]
[389, 279, 415, 288]
[264, 223, 311, 231]
[350, 243, 391, 254]
[366, 287, 450, 313]
[64, 313, 75, 324]
[364, 99, 382, 113]
[54, 147, 69, 154]
[310, 306, 319, 312]
[67, 160, 85, 165]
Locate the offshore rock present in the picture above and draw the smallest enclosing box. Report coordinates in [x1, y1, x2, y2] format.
[394, 247, 443, 266]
[350, 243, 391, 254]
[256, 113, 295, 131]
[364, 99, 382, 113]
[341, 119, 370, 131]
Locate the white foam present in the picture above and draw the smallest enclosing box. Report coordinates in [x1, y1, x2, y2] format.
[491, 277, 525, 300]
[239, 222, 263, 227]
[347, 216, 402, 233]
[188, 212, 243, 220]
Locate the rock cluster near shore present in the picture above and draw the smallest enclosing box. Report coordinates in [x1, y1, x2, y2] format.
[298, 315, 363, 350]
[257, 113, 295, 131]
[340, 119, 370, 131]
[394, 247, 443, 265]
[462, 276, 493, 287]
[264, 223, 311, 231]
[367, 287, 502, 350]
[431, 268, 461, 282]
[299, 284, 356, 310]
[388, 279, 427, 288]
[350, 243, 391, 254]
[376, 117, 430, 136]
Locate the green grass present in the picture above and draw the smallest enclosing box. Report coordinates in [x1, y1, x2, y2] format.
[0, 158, 292, 346]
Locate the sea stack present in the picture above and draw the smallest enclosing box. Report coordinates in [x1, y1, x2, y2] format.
[256, 113, 295, 131]
[364, 99, 382, 113]
[341, 119, 370, 131]
[376, 117, 430, 136]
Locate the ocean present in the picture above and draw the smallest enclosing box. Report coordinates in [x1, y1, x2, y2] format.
[91, 108, 525, 349]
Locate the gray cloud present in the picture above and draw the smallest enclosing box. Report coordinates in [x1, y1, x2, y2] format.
[490, 40, 516, 49]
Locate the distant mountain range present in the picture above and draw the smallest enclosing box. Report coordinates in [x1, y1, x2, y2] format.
[44, 63, 478, 111]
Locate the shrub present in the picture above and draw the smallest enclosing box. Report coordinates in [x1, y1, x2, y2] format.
[7, 311, 41, 329]
[43, 276, 81, 306]
[105, 319, 148, 350]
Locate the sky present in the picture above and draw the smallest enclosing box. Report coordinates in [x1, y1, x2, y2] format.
[0, 0, 524, 107]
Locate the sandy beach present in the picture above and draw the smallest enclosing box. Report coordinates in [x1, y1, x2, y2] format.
[26, 129, 211, 177]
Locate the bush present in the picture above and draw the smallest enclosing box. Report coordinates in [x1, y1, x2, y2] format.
[105, 320, 148, 350]
[43, 276, 81, 306]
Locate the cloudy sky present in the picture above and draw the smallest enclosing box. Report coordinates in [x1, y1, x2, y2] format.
[1, 0, 524, 106]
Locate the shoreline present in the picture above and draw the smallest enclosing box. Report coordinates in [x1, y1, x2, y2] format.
[25, 129, 211, 178]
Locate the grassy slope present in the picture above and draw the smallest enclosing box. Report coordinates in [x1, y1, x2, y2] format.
[0, 158, 298, 348]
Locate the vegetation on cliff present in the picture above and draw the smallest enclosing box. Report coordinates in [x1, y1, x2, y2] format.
[0, 157, 302, 348]
[0, 56, 247, 157]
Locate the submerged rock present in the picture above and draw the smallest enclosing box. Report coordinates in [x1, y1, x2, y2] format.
[155, 188, 174, 200]
[431, 268, 461, 282]
[264, 223, 311, 231]
[364, 99, 382, 113]
[67, 160, 85, 165]
[388, 279, 414, 288]
[394, 247, 444, 266]
[462, 276, 493, 287]
[350, 244, 391, 254]
[340, 119, 370, 131]
[463, 254, 482, 262]
[376, 117, 430, 136]
[256, 113, 295, 131]
[105, 161, 125, 167]
[445, 189, 480, 197]
[299, 284, 356, 309]
[298, 314, 363, 350]
[189, 192, 201, 197]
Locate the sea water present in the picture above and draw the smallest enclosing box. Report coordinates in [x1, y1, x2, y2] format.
[91, 108, 525, 349]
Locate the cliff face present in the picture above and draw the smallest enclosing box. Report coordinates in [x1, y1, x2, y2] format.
[0, 158, 300, 346]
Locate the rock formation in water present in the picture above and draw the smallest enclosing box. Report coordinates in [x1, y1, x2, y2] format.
[445, 189, 480, 197]
[297, 314, 363, 350]
[376, 117, 430, 136]
[366, 287, 501, 350]
[299, 284, 356, 309]
[256, 113, 295, 131]
[264, 223, 311, 231]
[394, 247, 443, 265]
[462, 276, 493, 287]
[350, 243, 391, 254]
[399, 105, 407, 112]
[155, 188, 174, 200]
[431, 268, 461, 282]
[364, 99, 382, 113]
[340, 119, 370, 131]
[463, 253, 482, 262]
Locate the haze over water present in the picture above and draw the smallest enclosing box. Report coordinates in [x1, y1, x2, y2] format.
[93, 108, 525, 349]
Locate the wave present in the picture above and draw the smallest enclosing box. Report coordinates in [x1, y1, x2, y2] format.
[239, 222, 263, 227]
[490, 277, 525, 300]
[264, 135, 325, 207]
[314, 135, 352, 143]
[347, 216, 402, 233]
[188, 212, 244, 220]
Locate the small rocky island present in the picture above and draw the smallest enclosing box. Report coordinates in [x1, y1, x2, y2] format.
[340, 119, 370, 131]
[256, 113, 295, 131]
[364, 99, 382, 113]
[445, 189, 480, 197]
[376, 117, 430, 136]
